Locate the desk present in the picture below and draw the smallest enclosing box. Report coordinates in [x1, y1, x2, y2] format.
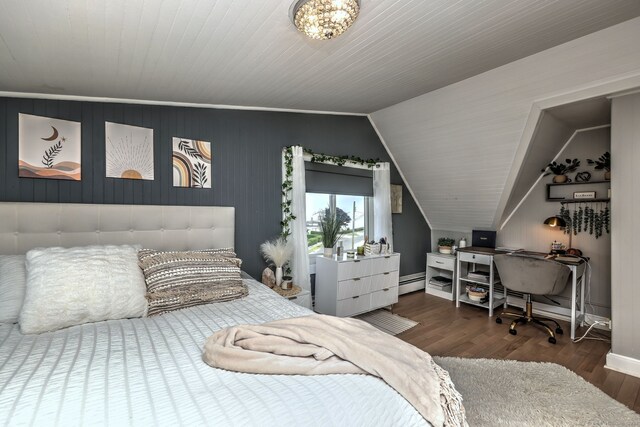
[564, 260, 587, 340]
[456, 247, 586, 340]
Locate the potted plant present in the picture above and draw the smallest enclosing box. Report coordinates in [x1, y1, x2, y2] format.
[541, 158, 581, 183]
[437, 237, 455, 254]
[587, 151, 610, 180]
[260, 236, 293, 288]
[318, 211, 346, 257]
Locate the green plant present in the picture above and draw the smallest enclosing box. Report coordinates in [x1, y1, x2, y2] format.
[587, 151, 610, 172]
[318, 210, 346, 248]
[437, 237, 455, 247]
[541, 158, 580, 176]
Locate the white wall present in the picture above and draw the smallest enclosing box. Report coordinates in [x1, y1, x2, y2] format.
[608, 92, 640, 373]
[498, 128, 611, 317]
[370, 17, 640, 231]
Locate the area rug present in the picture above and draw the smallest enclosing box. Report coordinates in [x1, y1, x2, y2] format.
[434, 356, 640, 427]
[355, 309, 418, 335]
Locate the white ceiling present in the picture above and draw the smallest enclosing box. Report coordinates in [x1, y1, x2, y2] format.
[1, 0, 639, 113]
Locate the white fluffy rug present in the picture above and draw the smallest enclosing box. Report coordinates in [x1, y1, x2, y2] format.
[435, 357, 640, 427]
[355, 309, 418, 335]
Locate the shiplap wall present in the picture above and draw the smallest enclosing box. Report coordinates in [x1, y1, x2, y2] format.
[370, 17, 640, 231]
[498, 128, 611, 317]
[610, 92, 640, 363]
[0, 97, 430, 279]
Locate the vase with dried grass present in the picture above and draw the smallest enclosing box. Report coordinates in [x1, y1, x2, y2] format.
[260, 237, 294, 288]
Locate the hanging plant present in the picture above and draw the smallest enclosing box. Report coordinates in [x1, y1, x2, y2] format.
[280, 146, 380, 238]
[577, 205, 584, 233]
[588, 206, 594, 235]
[604, 204, 610, 234]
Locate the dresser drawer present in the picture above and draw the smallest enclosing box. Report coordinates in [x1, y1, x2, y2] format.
[337, 258, 372, 281]
[458, 251, 491, 265]
[336, 293, 371, 317]
[427, 255, 454, 270]
[370, 254, 399, 275]
[370, 286, 398, 308]
[370, 270, 399, 292]
[337, 276, 372, 300]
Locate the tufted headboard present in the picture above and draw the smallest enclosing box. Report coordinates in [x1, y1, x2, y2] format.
[0, 202, 235, 255]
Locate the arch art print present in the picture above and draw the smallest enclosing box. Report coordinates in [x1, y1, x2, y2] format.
[18, 113, 81, 180]
[172, 138, 212, 188]
[105, 122, 154, 180]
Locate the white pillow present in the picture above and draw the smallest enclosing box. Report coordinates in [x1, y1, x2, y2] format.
[0, 255, 27, 323]
[19, 245, 148, 334]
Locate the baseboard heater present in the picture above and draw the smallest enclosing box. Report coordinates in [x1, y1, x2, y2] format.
[398, 272, 426, 295]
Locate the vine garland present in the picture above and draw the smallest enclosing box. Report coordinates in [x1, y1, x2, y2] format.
[280, 146, 380, 238]
[558, 201, 610, 239]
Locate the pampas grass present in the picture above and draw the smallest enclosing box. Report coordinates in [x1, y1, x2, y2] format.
[260, 237, 294, 268]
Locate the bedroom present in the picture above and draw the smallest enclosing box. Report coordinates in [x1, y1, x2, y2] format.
[1, 1, 640, 426]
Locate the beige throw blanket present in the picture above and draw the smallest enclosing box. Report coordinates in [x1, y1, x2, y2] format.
[203, 314, 467, 427]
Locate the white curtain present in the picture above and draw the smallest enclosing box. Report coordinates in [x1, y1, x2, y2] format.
[288, 146, 311, 292]
[373, 162, 393, 252]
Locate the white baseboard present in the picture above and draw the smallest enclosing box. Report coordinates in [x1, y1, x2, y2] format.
[399, 279, 425, 295]
[606, 352, 640, 378]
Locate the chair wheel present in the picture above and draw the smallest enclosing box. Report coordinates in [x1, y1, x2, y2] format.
[496, 317, 502, 324]
[556, 327, 563, 335]
[509, 329, 517, 335]
[548, 337, 557, 344]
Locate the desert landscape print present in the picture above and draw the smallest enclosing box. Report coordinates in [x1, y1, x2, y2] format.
[18, 114, 82, 180]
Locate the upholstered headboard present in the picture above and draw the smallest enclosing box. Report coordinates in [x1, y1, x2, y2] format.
[0, 202, 235, 255]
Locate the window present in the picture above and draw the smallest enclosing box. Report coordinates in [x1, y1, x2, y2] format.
[306, 193, 371, 255]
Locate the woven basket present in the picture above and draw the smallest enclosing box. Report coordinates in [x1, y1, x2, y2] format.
[272, 284, 302, 297]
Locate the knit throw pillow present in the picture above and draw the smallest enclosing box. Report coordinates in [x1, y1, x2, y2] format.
[138, 249, 248, 316]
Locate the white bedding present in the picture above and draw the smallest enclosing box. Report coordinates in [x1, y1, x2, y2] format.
[0, 280, 426, 426]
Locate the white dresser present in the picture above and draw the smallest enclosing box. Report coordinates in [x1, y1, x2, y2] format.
[315, 253, 400, 317]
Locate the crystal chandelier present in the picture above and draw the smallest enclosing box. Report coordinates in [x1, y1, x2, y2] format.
[292, 0, 360, 40]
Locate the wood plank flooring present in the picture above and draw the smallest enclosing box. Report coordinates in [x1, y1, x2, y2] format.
[392, 291, 640, 413]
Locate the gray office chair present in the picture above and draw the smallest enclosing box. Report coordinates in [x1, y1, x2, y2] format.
[493, 254, 572, 344]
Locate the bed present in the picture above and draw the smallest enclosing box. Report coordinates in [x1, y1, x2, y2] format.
[0, 203, 432, 426]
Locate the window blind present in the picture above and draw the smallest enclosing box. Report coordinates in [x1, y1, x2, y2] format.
[304, 162, 373, 196]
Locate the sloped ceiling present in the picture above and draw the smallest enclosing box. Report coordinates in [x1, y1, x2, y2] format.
[1, 0, 640, 113]
[370, 18, 640, 231]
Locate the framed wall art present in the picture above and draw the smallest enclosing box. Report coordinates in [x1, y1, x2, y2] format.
[172, 138, 212, 188]
[18, 113, 81, 180]
[105, 122, 154, 180]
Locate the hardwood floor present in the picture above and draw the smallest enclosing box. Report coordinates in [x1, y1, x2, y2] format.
[393, 291, 640, 413]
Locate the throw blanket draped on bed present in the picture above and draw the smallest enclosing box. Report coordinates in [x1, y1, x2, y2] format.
[203, 314, 467, 427]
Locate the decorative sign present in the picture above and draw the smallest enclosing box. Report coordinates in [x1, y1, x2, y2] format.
[391, 184, 403, 213]
[18, 113, 81, 180]
[105, 122, 154, 180]
[573, 191, 596, 200]
[172, 138, 212, 188]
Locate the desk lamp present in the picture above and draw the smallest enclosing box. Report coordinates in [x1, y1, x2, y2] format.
[544, 215, 570, 251]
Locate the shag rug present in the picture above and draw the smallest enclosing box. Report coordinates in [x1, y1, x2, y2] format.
[355, 309, 418, 335]
[434, 357, 640, 427]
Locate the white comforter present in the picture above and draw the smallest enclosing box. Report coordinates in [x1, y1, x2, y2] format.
[0, 280, 426, 426]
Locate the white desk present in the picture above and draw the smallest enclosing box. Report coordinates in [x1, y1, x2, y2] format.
[565, 261, 587, 341]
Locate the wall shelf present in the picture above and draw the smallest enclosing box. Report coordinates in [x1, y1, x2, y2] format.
[546, 180, 610, 202]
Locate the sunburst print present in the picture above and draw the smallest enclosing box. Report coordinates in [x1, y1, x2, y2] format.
[105, 122, 154, 180]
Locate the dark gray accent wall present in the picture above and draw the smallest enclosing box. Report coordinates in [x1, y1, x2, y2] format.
[0, 97, 431, 279]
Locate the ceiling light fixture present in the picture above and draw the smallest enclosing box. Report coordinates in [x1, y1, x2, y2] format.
[291, 0, 360, 40]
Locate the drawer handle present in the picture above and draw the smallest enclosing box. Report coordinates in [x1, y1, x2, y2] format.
[353, 278, 361, 281]
[383, 288, 390, 292]
[289, 296, 297, 300]
[472, 255, 476, 259]
[354, 259, 361, 263]
[352, 295, 360, 299]
[383, 272, 390, 275]
[384, 256, 390, 259]
[435, 261, 444, 264]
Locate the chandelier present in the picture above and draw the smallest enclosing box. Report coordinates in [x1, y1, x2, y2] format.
[292, 0, 360, 40]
